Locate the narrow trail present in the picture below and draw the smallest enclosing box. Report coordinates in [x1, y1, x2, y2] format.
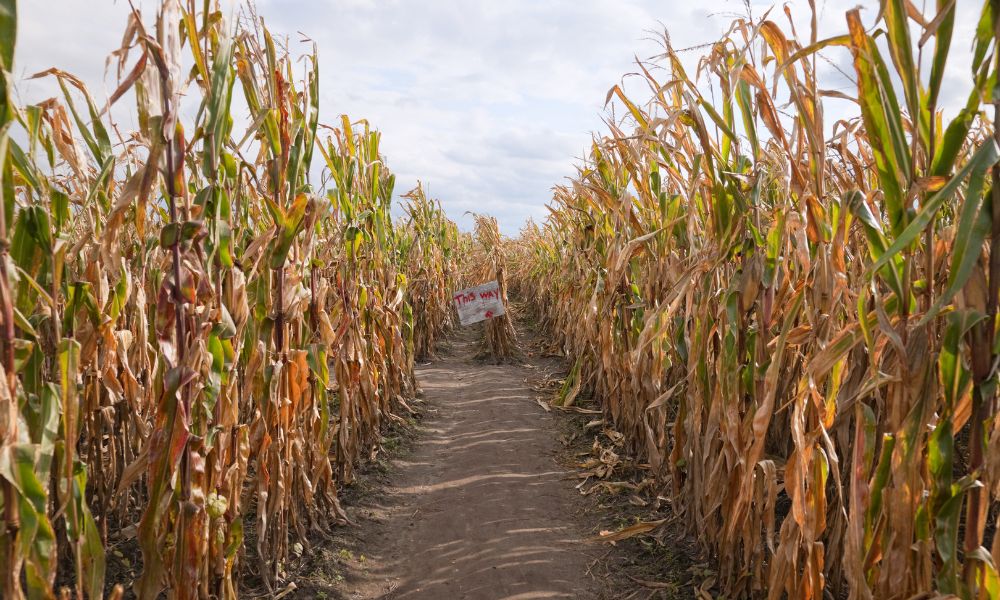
[338, 327, 600, 599]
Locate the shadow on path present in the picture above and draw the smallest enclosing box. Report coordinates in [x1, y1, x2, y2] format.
[344, 330, 597, 600]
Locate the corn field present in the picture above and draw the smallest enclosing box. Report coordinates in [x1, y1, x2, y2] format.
[400, 185, 460, 363]
[512, 2, 1000, 598]
[0, 1, 457, 597]
[10, 0, 1000, 597]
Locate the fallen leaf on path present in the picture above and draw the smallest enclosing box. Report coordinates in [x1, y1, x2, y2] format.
[696, 576, 717, 599]
[552, 405, 602, 414]
[627, 574, 678, 590]
[580, 480, 638, 495]
[584, 518, 667, 543]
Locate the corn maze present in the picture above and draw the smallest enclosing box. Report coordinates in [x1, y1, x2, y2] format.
[6, 0, 1000, 598]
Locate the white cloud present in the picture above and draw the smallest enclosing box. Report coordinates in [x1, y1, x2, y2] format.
[14, 0, 982, 234]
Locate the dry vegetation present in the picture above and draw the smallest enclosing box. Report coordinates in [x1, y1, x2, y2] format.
[6, 0, 1000, 598]
[467, 214, 518, 362]
[0, 1, 458, 598]
[511, 1, 1000, 598]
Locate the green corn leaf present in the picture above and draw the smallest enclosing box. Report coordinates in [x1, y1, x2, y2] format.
[847, 190, 905, 301]
[866, 434, 896, 536]
[920, 162, 993, 324]
[938, 310, 983, 411]
[869, 140, 1000, 277]
[270, 193, 310, 269]
[926, 0, 956, 115]
[0, 0, 15, 126]
[848, 10, 908, 235]
[883, 0, 920, 131]
[10, 443, 56, 600]
[73, 465, 106, 600]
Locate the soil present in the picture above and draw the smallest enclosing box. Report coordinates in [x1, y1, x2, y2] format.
[286, 317, 701, 600]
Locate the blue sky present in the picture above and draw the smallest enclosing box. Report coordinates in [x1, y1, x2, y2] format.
[14, 0, 979, 234]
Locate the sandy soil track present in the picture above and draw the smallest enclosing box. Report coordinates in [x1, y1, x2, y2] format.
[339, 328, 598, 599]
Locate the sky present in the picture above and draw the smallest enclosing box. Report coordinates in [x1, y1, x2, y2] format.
[13, 0, 981, 234]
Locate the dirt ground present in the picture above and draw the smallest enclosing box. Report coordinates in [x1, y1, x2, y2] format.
[285, 319, 700, 600]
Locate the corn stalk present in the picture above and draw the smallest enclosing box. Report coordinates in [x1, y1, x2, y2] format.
[467, 214, 517, 361]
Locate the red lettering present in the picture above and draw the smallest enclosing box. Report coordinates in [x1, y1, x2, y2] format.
[454, 286, 502, 310]
[454, 292, 478, 307]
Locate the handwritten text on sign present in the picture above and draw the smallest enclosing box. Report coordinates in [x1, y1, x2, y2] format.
[453, 281, 506, 326]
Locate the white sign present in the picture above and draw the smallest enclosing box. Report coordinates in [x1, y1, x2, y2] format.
[453, 281, 506, 326]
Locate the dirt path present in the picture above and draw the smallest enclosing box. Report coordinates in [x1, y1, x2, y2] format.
[334, 328, 600, 599]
